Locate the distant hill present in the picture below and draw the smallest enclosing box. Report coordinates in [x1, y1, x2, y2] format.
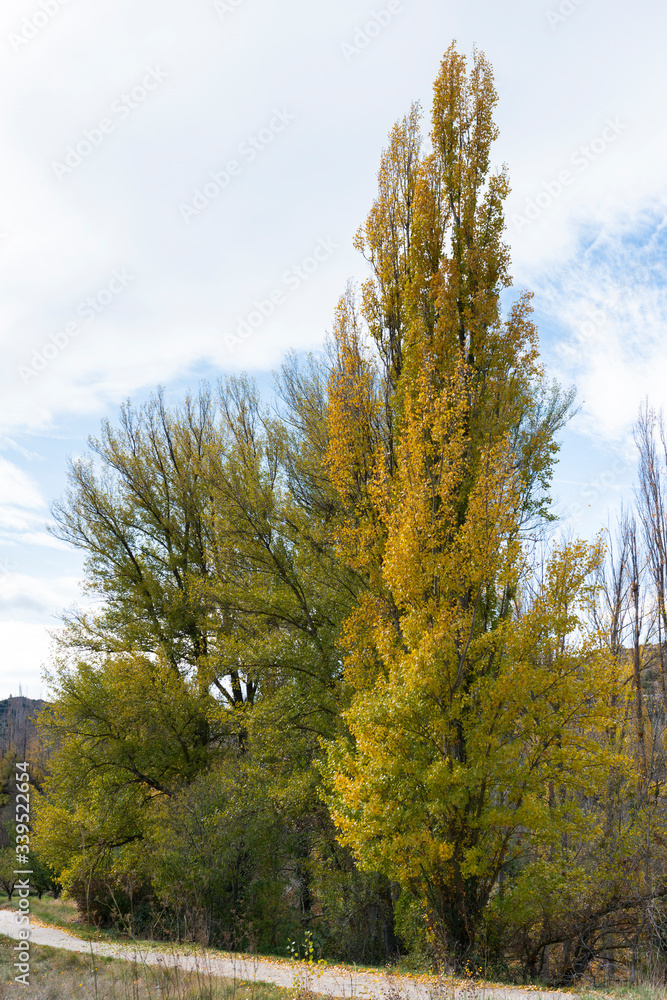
[0, 696, 47, 759]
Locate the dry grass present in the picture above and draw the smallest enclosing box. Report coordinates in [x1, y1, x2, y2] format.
[0, 934, 296, 1000]
[577, 989, 667, 1000]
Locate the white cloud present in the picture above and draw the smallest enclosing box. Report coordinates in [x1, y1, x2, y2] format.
[0, 572, 81, 621]
[531, 203, 667, 444]
[0, 455, 44, 509]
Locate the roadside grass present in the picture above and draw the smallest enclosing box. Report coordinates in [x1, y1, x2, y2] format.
[577, 990, 666, 1000]
[0, 895, 82, 930]
[0, 932, 299, 1000]
[0, 896, 122, 945]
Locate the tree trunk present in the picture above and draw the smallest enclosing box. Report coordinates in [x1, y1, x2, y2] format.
[379, 878, 399, 960]
[555, 933, 594, 986]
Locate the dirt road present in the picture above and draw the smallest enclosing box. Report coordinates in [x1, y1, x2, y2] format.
[0, 909, 578, 1000]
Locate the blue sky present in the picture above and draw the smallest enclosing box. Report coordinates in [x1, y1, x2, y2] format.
[1, 0, 666, 697]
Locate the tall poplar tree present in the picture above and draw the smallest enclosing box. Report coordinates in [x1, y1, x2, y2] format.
[322, 44, 621, 965]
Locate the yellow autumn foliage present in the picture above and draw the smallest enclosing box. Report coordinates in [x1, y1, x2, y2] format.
[321, 44, 626, 962]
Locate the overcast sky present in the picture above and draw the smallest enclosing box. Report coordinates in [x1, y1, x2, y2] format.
[1, 0, 666, 699]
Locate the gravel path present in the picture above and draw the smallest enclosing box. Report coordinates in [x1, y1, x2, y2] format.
[0, 909, 577, 1000]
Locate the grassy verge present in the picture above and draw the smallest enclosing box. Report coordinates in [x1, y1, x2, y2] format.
[0, 933, 299, 1000]
[1, 895, 82, 930]
[0, 895, 122, 944]
[577, 990, 667, 1000]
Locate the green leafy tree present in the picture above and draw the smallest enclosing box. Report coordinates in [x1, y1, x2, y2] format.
[37, 379, 388, 951]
